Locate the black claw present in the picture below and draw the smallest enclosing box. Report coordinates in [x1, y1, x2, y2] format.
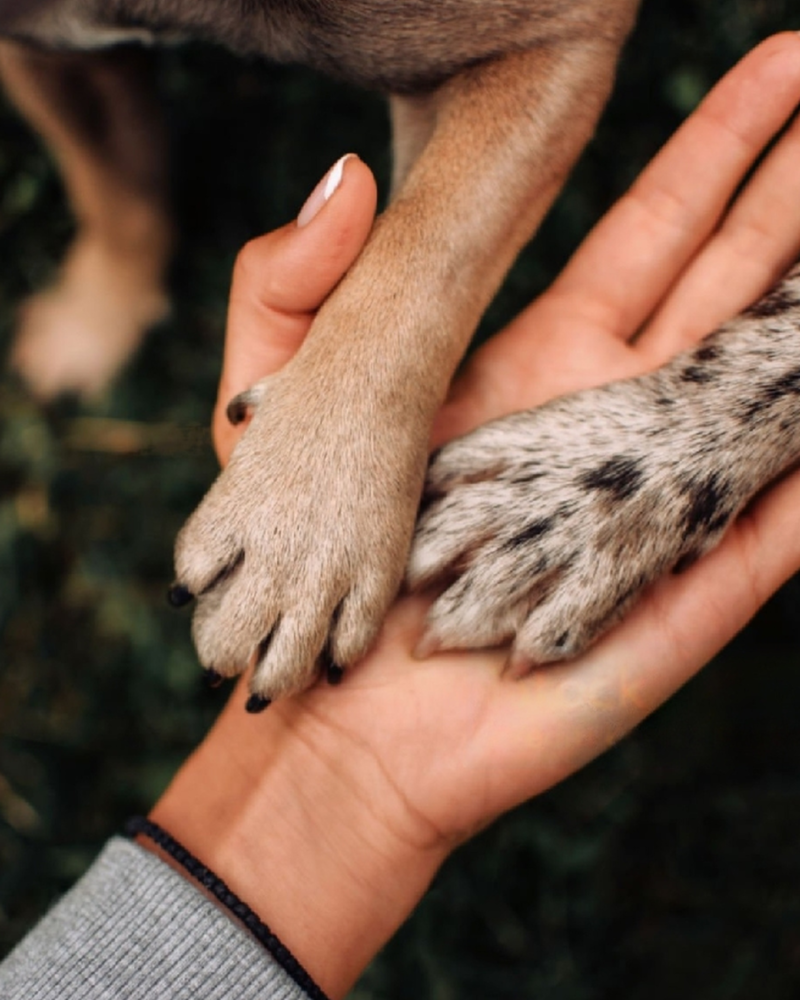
[673, 549, 701, 574]
[245, 694, 272, 714]
[167, 583, 194, 608]
[326, 662, 345, 685]
[226, 397, 250, 426]
[204, 669, 226, 689]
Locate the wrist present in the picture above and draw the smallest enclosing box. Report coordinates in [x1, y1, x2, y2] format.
[147, 678, 448, 998]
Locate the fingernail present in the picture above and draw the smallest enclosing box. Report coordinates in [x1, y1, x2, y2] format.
[167, 583, 194, 608]
[296, 153, 354, 227]
[245, 694, 272, 714]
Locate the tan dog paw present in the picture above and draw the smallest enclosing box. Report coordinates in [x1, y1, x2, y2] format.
[173, 366, 428, 703]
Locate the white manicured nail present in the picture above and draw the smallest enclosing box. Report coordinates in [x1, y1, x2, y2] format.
[296, 154, 354, 227]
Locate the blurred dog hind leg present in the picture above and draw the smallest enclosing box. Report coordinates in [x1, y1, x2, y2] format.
[0, 41, 173, 399]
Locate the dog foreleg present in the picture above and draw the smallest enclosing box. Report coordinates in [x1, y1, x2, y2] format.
[174, 33, 637, 700]
[409, 266, 800, 670]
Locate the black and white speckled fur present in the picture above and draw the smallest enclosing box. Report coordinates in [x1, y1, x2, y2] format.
[407, 264, 800, 668]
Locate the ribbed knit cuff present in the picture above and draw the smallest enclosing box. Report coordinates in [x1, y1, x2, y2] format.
[0, 838, 315, 1000]
[125, 816, 329, 1000]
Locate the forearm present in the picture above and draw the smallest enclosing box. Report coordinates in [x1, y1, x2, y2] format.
[148, 670, 449, 999]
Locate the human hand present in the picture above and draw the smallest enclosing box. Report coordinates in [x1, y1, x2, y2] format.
[154, 34, 800, 998]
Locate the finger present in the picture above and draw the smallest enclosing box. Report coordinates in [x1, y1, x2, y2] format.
[432, 34, 800, 446]
[213, 154, 378, 463]
[639, 103, 800, 361]
[480, 462, 800, 814]
[550, 32, 800, 342]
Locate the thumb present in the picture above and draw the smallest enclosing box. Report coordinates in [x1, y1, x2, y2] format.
[214, 153, 378, 463]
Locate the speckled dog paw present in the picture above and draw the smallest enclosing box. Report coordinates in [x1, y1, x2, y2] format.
[408, 282, 800, 672]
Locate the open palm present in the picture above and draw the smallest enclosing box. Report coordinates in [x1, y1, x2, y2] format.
[206, 33, 800, 853]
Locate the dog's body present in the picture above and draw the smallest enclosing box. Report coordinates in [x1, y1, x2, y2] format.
[1, 1, 797, 702]
[4, 1, 633, 92]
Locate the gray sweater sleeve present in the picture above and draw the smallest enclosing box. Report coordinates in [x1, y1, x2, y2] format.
[0, 837, 320, 1000]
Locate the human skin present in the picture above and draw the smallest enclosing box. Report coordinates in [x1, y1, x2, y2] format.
[149, 33, 800, 998]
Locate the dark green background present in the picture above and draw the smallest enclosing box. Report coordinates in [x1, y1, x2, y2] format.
[2, 1, 800, 996]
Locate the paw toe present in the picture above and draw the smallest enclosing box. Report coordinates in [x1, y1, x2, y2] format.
[174, 515, 244, 598]
[191, 581, 276, 676]
[327, 578, 395, 668]
[407, 486, 504, 589]
[421, 569, 527, 653]
[510, 567, 647, 666]
[512, 617, 587, 666]
[250, 607, 331, 699]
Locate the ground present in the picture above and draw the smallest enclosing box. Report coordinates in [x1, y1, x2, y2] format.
[1, 2, 800, 997]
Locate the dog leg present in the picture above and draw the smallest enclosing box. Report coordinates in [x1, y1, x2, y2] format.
[174, 32, 638, 701]
[0, 41, 173, 399]
[388, 92, 438, 195]
[409, 266, 800, 670]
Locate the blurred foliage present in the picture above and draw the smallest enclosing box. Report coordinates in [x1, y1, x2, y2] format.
[2, 1, 800, 996]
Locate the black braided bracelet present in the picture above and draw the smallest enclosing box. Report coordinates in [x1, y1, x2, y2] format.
[125, 815, 331, 1000]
